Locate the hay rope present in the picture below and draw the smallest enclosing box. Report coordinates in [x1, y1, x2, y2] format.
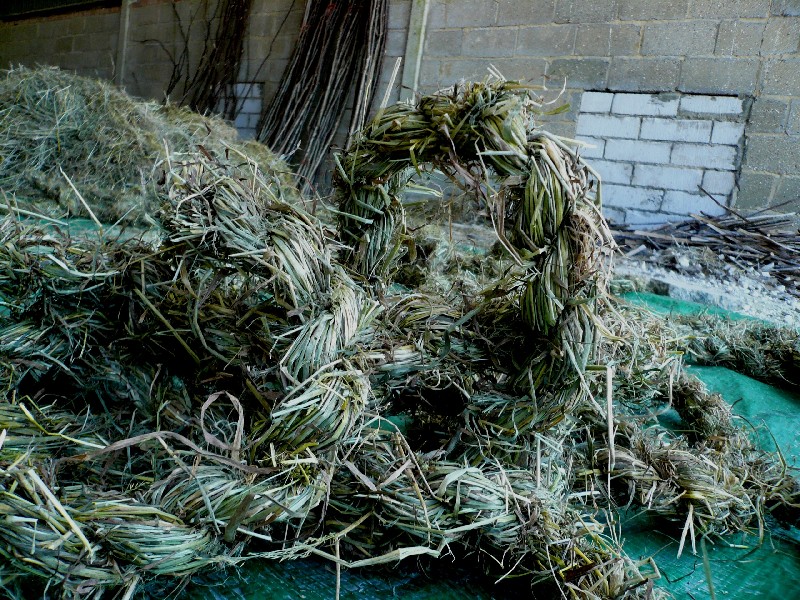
[1, 69, 798, 599]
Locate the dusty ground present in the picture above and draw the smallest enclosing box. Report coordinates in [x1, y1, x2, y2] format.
[613, 245, 800, 326]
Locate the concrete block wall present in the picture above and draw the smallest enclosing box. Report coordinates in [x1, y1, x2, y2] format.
[0, 3, 121, 81]
[576, 91, 746, 224]
[1, 0, 799, 219]
[0, 0, 300, 111]
[409, 0, 800, 218]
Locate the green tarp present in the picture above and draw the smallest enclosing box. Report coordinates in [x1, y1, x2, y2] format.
[186, 296, 800, 599]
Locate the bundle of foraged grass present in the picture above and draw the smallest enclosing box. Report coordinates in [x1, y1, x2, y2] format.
[2, 69, 797, 600]
[0, 66, 294, 225]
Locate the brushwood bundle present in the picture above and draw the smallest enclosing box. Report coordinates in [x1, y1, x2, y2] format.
[0, 67, 797, 600]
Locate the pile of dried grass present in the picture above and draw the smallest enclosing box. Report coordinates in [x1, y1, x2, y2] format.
[0, 68, 797, 599]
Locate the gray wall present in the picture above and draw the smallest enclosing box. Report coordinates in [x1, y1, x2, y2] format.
[1, 0, 798, 215]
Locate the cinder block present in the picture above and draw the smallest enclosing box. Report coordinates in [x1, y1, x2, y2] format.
[611, 93, 679, 116]
[633, 164, 704, 190]
[602, 184, 663, 209]
[604, 139, 672, 163]
[496, 0, 556, 25]
[516, 25, 576, 56]
[386, 29, 408, 56]
[418, 59, 441, 87]
[575, 136, 605, 158]
[671, 143, 737, 170]
[715, 20, 766, 56]
[640, 117, 712, 142]
[608, 58, 681, 92]
[463, 27, 517, 57]
[424, 29, 463, 56]
[760, 59, 800, 95]
[617, 0, 689, 20]
[576, 114, 640, 138]
[735, 170, 777, 209]
[747, 97, 790, 132]
[444, 0, 498, 27]
[689, 0, 770, 19]
[789, 100, 800, 134]
[702, 170, 737, 194]
[547, 58, 609, 89]
[662, 190, 727, 215]
[554, 0, 617, 23]
[580, 91, 614, 113]
[388, 0, 412, 28]
[773, 175, 800, 203]
[679, 95, 744, 115]
[711, 121, 745, 145]
[761, 18, 800, 54]
[679, 58, 760, 94]
[574, 23, 641, 57]
[591, 160, 634, 184]
[772, 0, 800, 16]
[744, 134, 800, 173]
[641, 21, 718, 57]
[483, 57, 548, 82]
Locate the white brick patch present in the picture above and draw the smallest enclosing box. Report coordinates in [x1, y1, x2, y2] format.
[603, 184, 663, 209]
[576, 114, 640, 139]
[611, 93, 679, 116]
[679, 95, 744, 115]
[671, 143, 737, 170]
[580, 91, 614, 113]
[640, 118, 712, 143]
[575, 136, 605, 158]
[577, 91, 745, 224]
[239, 98, 262, 115]
[604, 139, 672, 163]
[661, 191, 726, 216]
[592, 160, 633, 184]
[702, 170, 736, 195]
[711, 121, 745, 145]
[625, 209, 669, 225]
[633, 164, 703, 191]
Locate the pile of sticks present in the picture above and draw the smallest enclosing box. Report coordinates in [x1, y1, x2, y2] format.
[613, 209, 800, 296]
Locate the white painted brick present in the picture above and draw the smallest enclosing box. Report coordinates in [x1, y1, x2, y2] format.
[604, 139, 672, 164]
[237, 128, 256, 141]
[711, 121, 745, 145]
[603, 207, 626, 224]
[247, 113, 260, 128]
[661, 191, 727, 216]
[611, 93, 679, 116]
[580, 91, 614, 113]
[234, 113, 249, 129]
[234, 82, 261, 97]
[702, 170, 736, 195]
[240, 98, 262, 114]
[679, 95, 744, 115]
[624, 210, 668, 226]
[592, 160, 633, 184]
[640, 118, 712, 142]
[671, 143, 737, 170]
[603, 184, 663, 209]
[576, 136, 605, 158]
[576, 114, 640, 139]
[633, 164, 703, 191]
